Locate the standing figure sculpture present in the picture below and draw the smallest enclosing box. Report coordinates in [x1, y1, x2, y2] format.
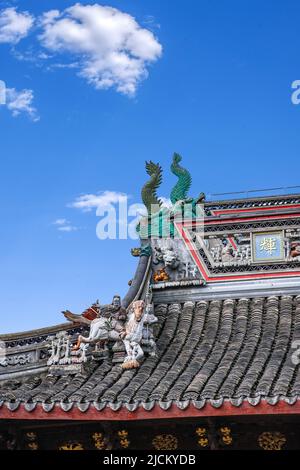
[122, 299, 158, 369]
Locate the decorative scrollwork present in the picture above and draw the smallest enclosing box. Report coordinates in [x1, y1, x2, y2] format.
[58, 442, 84, 450]
[25, 431, 39, 450]
[118, 430, 130, 449]
[258, 432, 286, 450]
[152, 434, 178, 450]
[199, 248, 300, 275]
[92, 432, 107, 450]
[195, 427, 209, 448]
[4, 326, 83, 349]
[219, 426, 233, 446]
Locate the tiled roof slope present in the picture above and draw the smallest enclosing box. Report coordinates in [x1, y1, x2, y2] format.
[1, 295, 300, 412]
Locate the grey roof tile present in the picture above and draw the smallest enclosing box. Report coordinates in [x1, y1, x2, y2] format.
[1, 296, 300, 410]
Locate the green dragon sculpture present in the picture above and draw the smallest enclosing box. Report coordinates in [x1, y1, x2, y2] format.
[170, 153, 192, 204]
[141, 161, 163, 214]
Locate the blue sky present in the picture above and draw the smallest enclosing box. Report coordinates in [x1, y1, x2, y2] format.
[1, 0, 300, 333]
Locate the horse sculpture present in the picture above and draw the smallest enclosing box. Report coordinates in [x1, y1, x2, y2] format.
[62, 296, 157, 369]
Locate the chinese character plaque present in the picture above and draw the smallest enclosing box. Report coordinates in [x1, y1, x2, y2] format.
[252, 231, 284, 262]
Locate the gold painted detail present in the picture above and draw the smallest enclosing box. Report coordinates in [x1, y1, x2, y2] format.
[219, 426, 233, 446]
[59, 442, 84, 451]
[153, 268, 169, 283]
[92, 432, 107, 450]
[152, 434, 178, 450]
[195, 427, 209, 448]
[28, 442, 39, 450]
[258, 432, 286, 451]
[260, 237, 277, 255]
[25, 431, 38, 450]
[118, 430, 130, 449]
[131, 248, 141, 257]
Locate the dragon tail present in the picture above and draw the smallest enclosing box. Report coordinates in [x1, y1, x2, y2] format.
[141, 161, 163, 214]
[170, 153, 192, 204]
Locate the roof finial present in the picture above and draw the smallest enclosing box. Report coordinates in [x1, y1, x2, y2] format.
[170, 153, 192, 204]
[141, 161, 163, 214]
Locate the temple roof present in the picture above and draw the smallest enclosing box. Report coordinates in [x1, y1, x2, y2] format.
[2, 187, 300, 420]
[1, 295, 300, 418]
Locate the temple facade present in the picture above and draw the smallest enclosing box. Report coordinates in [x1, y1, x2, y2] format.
[1, 155, 300, 450]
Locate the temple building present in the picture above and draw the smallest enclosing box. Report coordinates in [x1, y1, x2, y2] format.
[1, 155, 300, 450]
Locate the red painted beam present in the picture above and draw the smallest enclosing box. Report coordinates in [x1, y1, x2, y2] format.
[175, 221, 300, 282]
[1, 400, 300, 421]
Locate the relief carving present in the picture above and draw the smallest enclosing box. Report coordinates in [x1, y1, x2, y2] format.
[152, 239, 200, 282]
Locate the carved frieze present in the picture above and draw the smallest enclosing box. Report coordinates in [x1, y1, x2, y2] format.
[174, 223, 300, 281]
[151, 238, 201, 283]
[204, 229, 300, 268]
[0, 347, 39, 369]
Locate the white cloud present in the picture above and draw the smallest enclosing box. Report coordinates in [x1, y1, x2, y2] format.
[0, 7, 34, 44]
[53, 218, 68, 226]
[6, 87, 39, 121]
[69, 190, 129, 212]
[58, 225, 77, 232]
[53, 218, 78, 232]
[39, 3, 162, 96]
